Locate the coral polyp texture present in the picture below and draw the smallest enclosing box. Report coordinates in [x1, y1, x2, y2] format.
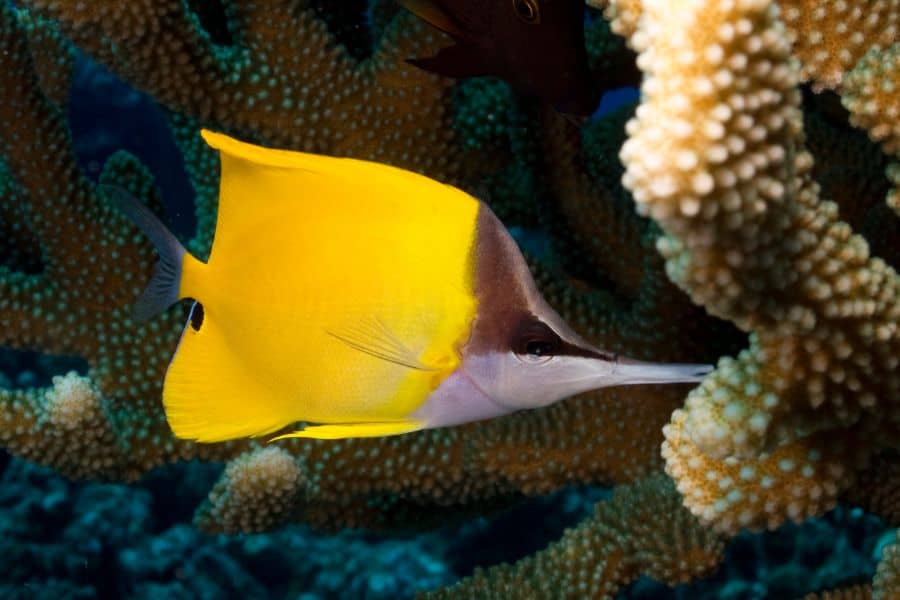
[617, 0, 900, 534]
[2, 0, 900, 597]
[778, 0, 899, 91]
[425, 475, 724, 599]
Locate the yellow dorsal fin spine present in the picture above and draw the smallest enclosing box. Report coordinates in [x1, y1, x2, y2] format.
[202, 129, 311, 169]
[200, 129, 453, 191]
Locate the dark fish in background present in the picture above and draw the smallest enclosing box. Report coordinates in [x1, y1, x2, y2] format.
[399, 0, 600, 116]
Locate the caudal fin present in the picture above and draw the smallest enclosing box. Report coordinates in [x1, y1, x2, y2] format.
[103, 185, 186, 321]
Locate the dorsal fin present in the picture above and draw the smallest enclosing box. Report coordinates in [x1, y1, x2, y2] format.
[397, 0, 467, 37]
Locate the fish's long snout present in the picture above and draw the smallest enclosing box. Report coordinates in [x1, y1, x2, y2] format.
[611, 357, 713, 386]
[544, 353, 713, 402]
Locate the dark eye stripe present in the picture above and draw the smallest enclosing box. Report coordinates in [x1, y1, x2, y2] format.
[511, 314, 616, 361]
[555, 340, 617, 362]
[511, 317, 560, 356]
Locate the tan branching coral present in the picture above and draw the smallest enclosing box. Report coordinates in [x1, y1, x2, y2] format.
[842, 42, 900, 224]
[614, 0, 900, 536]
[804, 585, 874, 600]
[1, 3, 734, 595]
[843, 43, 900, 155]
[875, 531, 900, 599]
[201, 446, 305, 534]
[0, 4, 203, 481]
[778, 0, 900, 91]
[595, 0, 642, 40]
[424, 475, 725, 599]
[24, 0, 461, 181]
[4, 0, 900, 596]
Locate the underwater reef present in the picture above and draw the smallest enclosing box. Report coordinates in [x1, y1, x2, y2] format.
[2, 0, 900, 597]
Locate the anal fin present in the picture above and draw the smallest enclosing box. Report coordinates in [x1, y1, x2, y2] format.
[271, 421, 423, 440]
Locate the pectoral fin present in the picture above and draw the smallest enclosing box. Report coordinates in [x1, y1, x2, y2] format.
[327, 317, 437, 372]
[271, 420, 423, 440]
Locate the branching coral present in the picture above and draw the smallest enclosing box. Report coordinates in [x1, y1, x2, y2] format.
[4, 0, 900, 596]
[778, 0, 899, 92]
[424, 475, 725, 599]
[875, 531, 900, 598]
[25, 0, 461, 180]
[0, 4, 203, 480]
[612, 0, 900, 534]
[842, 42, 900, 227]
[805, 585, 874, 600]
[1, 1, 736, 596]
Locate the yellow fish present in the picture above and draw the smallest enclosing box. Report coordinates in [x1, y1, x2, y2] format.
[111, 130, 711, 443]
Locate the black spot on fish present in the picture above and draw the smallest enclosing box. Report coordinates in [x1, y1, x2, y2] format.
[190, 302, 205, 332]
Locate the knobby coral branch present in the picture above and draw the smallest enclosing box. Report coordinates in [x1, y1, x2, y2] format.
[778, 0, 899, 92]
[0, 3, 208, 479]
[5, 0, 898, 596]
[616, 0, 900, 536]
[425, 475, 725, 599]
[24, 0, 462, 180]
[804, 585, 874, 600]
[1, 3, 730, 589]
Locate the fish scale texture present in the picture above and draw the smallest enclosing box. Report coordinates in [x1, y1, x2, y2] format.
[778, 0, 900, 92]
[1, 0, 900, 597]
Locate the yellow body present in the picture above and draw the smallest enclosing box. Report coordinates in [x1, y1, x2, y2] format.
[164, 130, 479, 442]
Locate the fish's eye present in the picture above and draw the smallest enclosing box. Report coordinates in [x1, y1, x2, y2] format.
[517, 338, 557, 364]
[513, 318, 559, 363]
[512, 0, 541, 24]
[525, 339, 554, 356]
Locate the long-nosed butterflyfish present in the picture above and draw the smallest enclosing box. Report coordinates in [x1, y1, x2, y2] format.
[110, 129, 712, 443]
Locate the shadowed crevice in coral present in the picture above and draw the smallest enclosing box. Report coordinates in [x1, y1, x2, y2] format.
[801, 96, 900, 270]
[442, 485, 611, 578]
[310, 0, 373, 60]
[186, 0, 233, 46]
[0, 162, 44, 275]
[0, 348, 88, 389]
[68, 53, 196, 239]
